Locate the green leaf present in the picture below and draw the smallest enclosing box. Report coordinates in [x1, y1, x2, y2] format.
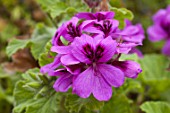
[38, 41, 56, 67]
[13, 68, 62, 113]
[6, 38, 29, 57]
[117, 79, 143, 94]
[30, 24, 56, 59]
[138, 54, 170, 99]
[65, 94, 104, 113]
[119, 54, 139, 62]
[110, 7, 134, 29]
[25, 94, 59, 113]
[6, 24, 55, 59]
[101, 94, 132, 113]
[37, 0, 88, 19]
[139, 54, 170, 81]
[140, 101, 170, 113]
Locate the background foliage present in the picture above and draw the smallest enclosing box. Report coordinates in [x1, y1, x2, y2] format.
[0, 0, 170, 113]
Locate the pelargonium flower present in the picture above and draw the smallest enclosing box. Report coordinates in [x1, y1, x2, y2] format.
[116, 19, 145, 54]
[41, 11, 143, 101]
[55, 34, 124, 101]
[83, 19, 119, 38]
[76, 11, 115, 21]
[148, 5, 170, 56]
[52, 17, 83, 46]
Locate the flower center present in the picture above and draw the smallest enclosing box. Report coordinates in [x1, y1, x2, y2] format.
[83, 44, 104, 62]
[67, 23, 81, 38]
[94, 20, 112, 37]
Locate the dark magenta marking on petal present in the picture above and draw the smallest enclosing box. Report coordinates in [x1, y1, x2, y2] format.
[83, 44, 94, 60]
[82, 44, 105, 62]
[94, 20, 112, 37]
[95, 45, 104, 60]
[67, 23, 81, 38]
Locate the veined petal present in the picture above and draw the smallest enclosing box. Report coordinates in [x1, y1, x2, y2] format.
[75, 12, 96, 20]
[65, 64, 83, 75]
[71, 35, 95, 64]
[102, 11, 115, 19]
[117, 42, 139, 54]
[51, 45, 72, 54]
[98, 36, 117, 63]
[61, 54, 80, 65]
[40, 55, 61, 75]
[53, 73, 73, 92]
[92, 75, 112, 101]
[112, 61, 142, 78]
[73, 67, 94, 98]
[116, 47, 132, 54]
[97, 64, 125, 87]
[83, 26, 103, 34]
[121, 26, 140, 36]
[95, 11, 115, 20]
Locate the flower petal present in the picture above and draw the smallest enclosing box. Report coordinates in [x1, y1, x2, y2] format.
[97, 64, 125, 87]
[76, 12, 96, 20]
[129, 48, 144, 58]
[153, 9, 166, 23]
[98, 36, 117, 63]
[147, 25, 167, 42]
[73, 67, 94, 98]
[61, 54, 80, 65]
[51, 45, 72, 54]
[112, 61, 142, 78]
[95, 11, 115, 20]
[116, 42, 138, 54]
[92, 75, 112, 101]
[40, 55, 61, 75]
[52, 23, 67, 46]
[53, 73, 73, 92]
[65, 64, 83, 75]
[48, 69, 67, 76]
[162, 39, 170, 56]
[71, 34, 95, 64]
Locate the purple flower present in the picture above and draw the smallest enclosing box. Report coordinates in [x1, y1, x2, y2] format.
[40, 55, 61, 76]
[54, 34, 125, 101]
[148, 5, 170, 56]
[52, 17, 82, 46]
[83, 19, 119, 38]
[53, 69, 73, 92]
[112, 60, 142, 78]
[116, 20, 145, 54]
[129, 48, 144, 58]
[40, 11, 143, 101]
[76, 11, 115, 21]
[121, 20, 145, 45]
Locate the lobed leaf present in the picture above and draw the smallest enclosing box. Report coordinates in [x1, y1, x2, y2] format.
[65, 94, 104, 113]
[13, 68, 61, 113]
[110, 7, 134, 29]
[140, 101, 170, 113]
[6, 39, 30, 57]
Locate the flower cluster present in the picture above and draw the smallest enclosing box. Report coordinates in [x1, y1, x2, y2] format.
[148, 5, 170, 56]
[41, 11, 144, 101]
